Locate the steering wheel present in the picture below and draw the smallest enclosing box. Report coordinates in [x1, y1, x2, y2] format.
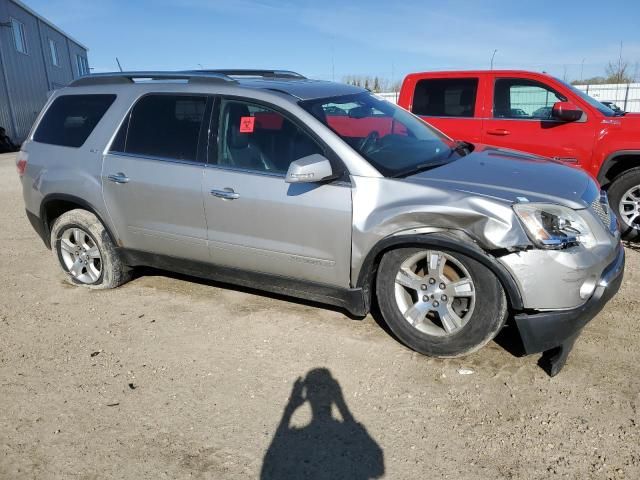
[359, 131, 380, 154]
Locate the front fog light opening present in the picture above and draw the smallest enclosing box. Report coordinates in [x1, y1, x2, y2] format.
[579, 276, 597, 300]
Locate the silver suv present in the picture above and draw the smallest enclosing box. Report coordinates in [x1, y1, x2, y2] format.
[18, 70, 624, 375]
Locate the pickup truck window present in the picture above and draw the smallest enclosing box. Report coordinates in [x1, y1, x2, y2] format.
[411, 78, 478, 118]
[494, 79, 566, 120]
[300, 92, 460, 178]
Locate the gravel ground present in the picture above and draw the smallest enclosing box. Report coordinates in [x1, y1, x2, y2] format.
[1, 152, 639, 479]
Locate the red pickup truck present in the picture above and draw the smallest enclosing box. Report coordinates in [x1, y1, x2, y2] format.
[398, 70, 640, 240]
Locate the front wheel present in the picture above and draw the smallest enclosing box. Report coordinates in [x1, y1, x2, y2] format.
[376, 247, 507, 357]
[608, 168, 640, 241]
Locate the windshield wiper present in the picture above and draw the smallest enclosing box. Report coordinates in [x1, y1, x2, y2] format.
[392, 160, 452, 178]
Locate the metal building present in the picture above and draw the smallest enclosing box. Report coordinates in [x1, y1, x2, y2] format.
[0, 0, 89, 142]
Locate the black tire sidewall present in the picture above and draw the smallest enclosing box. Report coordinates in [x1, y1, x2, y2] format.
[376, 247, 507, 357]
[608, 169, 640, 241]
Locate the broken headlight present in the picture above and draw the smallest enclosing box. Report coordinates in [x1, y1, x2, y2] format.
[513, 203, 595, 249]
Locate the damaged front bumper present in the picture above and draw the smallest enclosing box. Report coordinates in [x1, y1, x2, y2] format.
[513, 243, 625, 376]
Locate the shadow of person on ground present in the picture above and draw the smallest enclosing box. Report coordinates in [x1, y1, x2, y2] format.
[261, 368, 384, 480]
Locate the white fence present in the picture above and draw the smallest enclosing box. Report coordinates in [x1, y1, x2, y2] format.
[376, 92, 399, 103]
[573, 83, 640, 113]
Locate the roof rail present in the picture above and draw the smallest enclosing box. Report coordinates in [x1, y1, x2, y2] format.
[68, 71, 237, 87]
[190, 69, 307, 79]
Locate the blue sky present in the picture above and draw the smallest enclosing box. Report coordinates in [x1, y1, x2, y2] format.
[26, 0, 640, 84]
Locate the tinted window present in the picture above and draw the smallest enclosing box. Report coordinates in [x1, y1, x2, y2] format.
[412, 78, 478, 117]
[34, 94, 116, 147]
[216, 100, 323, 174]
[115, 95, 207, 162]
[494, 79, 565, 120]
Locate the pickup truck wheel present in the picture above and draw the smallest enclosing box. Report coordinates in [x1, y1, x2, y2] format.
[376, 247, 507, 357]
[50, 209, 130, 289]
[608, 168, 640, 241]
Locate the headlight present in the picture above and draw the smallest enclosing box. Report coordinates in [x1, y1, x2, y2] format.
[513, 203, 595, 249]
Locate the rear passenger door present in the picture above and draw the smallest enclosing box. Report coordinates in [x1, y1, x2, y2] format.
[202, 98, 353, 288]
[102, 94, 211, 262]
[409, 76, 483, 142]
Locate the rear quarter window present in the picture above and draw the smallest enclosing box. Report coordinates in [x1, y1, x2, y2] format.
[33, 94, 116, 148]
[412, 78, 478, 117]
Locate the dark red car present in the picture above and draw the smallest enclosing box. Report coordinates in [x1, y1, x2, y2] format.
[398, 70, 640, 239]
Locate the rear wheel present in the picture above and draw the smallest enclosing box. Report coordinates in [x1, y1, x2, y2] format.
[50, 209, 130, 289]
[608, 168, 640, 241]
[375, 247, 507, 357]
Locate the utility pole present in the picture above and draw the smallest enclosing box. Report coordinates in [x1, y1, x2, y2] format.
[490, 49, 498, 70]
[580, 58, 585, 83]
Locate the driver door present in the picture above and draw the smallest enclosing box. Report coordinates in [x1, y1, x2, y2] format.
[482, 75, 595, 166]
[202, 98, 353, 287]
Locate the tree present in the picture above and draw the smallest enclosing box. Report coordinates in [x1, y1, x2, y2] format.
[373, 76, 381, 92]
[605, 60, 632, 84]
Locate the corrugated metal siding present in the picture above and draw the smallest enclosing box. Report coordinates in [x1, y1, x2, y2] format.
[67, 40, 88, 79]
[38, 22, 74, 88]
[0, 0, 88, 141]
[2, 0, 49, 140]
[0, 0, 17, 137]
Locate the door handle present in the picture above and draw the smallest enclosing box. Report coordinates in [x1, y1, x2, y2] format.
[107, 172, 130, 184]
[210, 188, 240, 200]
[486, 128, 511, 136]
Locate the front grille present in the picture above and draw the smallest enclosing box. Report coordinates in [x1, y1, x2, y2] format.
[591, 194, 612, 229]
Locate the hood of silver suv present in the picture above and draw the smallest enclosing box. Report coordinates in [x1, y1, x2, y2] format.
[402, 146, 593, 209]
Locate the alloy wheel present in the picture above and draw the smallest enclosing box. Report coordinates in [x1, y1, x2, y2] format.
[59, 227, 103, 284]
[393, 250, 476, 336]
[619, 185, 640, 231]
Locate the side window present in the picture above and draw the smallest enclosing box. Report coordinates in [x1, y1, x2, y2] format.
[33, 94, 116, 148]
[49, 39, 59, 67]
[493, 79, 565, 120]
[76, 55, 90, 77]
[11, 18, 27, 54]
[215, 100, 323, 174]
[412, 78, 478, 117]
[113, 95, 207, 162]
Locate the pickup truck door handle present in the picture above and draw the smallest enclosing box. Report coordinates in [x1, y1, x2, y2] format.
[210, 188, 240, 200]
[107, 172, 130, 184]
[486, 128, 511, 136]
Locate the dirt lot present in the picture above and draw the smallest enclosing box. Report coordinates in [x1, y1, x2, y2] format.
[1, 152, 639, 479]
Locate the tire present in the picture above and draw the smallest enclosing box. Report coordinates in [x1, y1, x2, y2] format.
[50, 209, 130, 289]
[375, 247, 507, 358]
[607, 168, 640, 241]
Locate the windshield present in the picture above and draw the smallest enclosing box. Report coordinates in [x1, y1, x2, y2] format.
[554, 78, 618, 117]
[300, 92, 458, 177]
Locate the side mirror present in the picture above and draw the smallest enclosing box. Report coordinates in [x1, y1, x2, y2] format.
[285, 154, 334, 184]
[348, 106, 372, 119]
[552, 101, 583, 122]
